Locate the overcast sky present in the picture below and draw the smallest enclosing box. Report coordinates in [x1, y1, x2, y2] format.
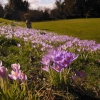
[0, 0, 57, 10]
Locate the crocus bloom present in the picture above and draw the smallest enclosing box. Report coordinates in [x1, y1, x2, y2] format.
[9, 63, 21, 80]
[52, 62, 64, 72]
[9, 63, 27, 82]
[0, 61, 8, 80]
[41, 55, 51, 65]
[17, 43, 21, 47]
[41, 49, 78, 72]
[75, 70, 86, 78]
[18, 70, 27, 82]
[42, 65, 49, 72]
[71, 74, 77, 82]
[71, 70, 86, 81]
[8, 70, 19, 80]
[11, 63, 20, 72]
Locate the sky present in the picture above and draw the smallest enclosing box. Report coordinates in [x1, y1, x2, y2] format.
[0, 0, 57, 10]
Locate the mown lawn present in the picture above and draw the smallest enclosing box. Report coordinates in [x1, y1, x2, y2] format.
[32, 18, 100, 43]
[0, 18, 25, 27]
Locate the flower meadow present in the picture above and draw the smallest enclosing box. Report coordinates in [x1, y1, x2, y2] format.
[0, 25, 100, 99]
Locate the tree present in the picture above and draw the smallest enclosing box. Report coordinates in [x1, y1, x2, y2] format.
[43, 9, 50, 20]
[4, 0, 29, 20]
[29, 9, 44, 22]
[64, 0, 75, 16]
[85, 0, 100, 17]
[0, 4, 4, 18]
[54, 0, 66, 19]
[54, 0, 76, 19]
[51, 8, 60, 20]
[75, 0, 100, 18]
[74, 0, 86, 17]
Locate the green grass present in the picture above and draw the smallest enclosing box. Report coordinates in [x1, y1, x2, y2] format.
[32, 18, 100, 43]
[0, 18, 12, 23]
[0, 18, 25, 27]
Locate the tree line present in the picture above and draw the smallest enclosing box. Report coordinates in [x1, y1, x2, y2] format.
[0, 0, 100, 22]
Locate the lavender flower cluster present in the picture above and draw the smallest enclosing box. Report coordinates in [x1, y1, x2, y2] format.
[41, 49, 78, 72]
[0, 61, 27, 82]
[0, 25, 100, 52]
[0, 25, 99, 81]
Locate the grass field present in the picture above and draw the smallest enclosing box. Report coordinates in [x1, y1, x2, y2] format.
[32, 18, 100, 43]
[0, 18, 25, 27]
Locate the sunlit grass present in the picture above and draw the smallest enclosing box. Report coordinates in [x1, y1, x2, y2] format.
[0, 18, 25, 27]
[32, 18, 100, 43]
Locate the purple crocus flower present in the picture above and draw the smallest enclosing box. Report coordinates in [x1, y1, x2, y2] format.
[71, 70, 86, 82]
[71, 74, 77, 82]
[8, 70, 19, 80]
[52, 62, 64, 72]
[41, 55, 51, 72]
[9, 63, 21, 80]
[61, 59, 68, 66]
[52, 50, 78, 71]
[0, 61, 8, 80]
[42, 65, 49, 72]
[11, 63, 20, 72]
[18, 70, 27, 82]
[17, 43, 21, 47]
[41, 49, 78, 73]
[75, 70, 86, 78]
[9, 63, 27, 82]
[53, 52, 64, 62]
[41, 55, 51, 65]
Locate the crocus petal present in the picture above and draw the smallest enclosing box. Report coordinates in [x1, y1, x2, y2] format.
[0, 60, 2, 67]
[41, 56, 50, 65]
[0, 66, 8, 79]
[42, 65, 49, 72]
[18, 71, 27, 82]
[71, 74, 77, 81]
[75, 70, 86, 78]
[11, 63, 20, 71]
[52, 63, 63, 72]
[8, 70, 19, 80]
[8, 74, 18, 80]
